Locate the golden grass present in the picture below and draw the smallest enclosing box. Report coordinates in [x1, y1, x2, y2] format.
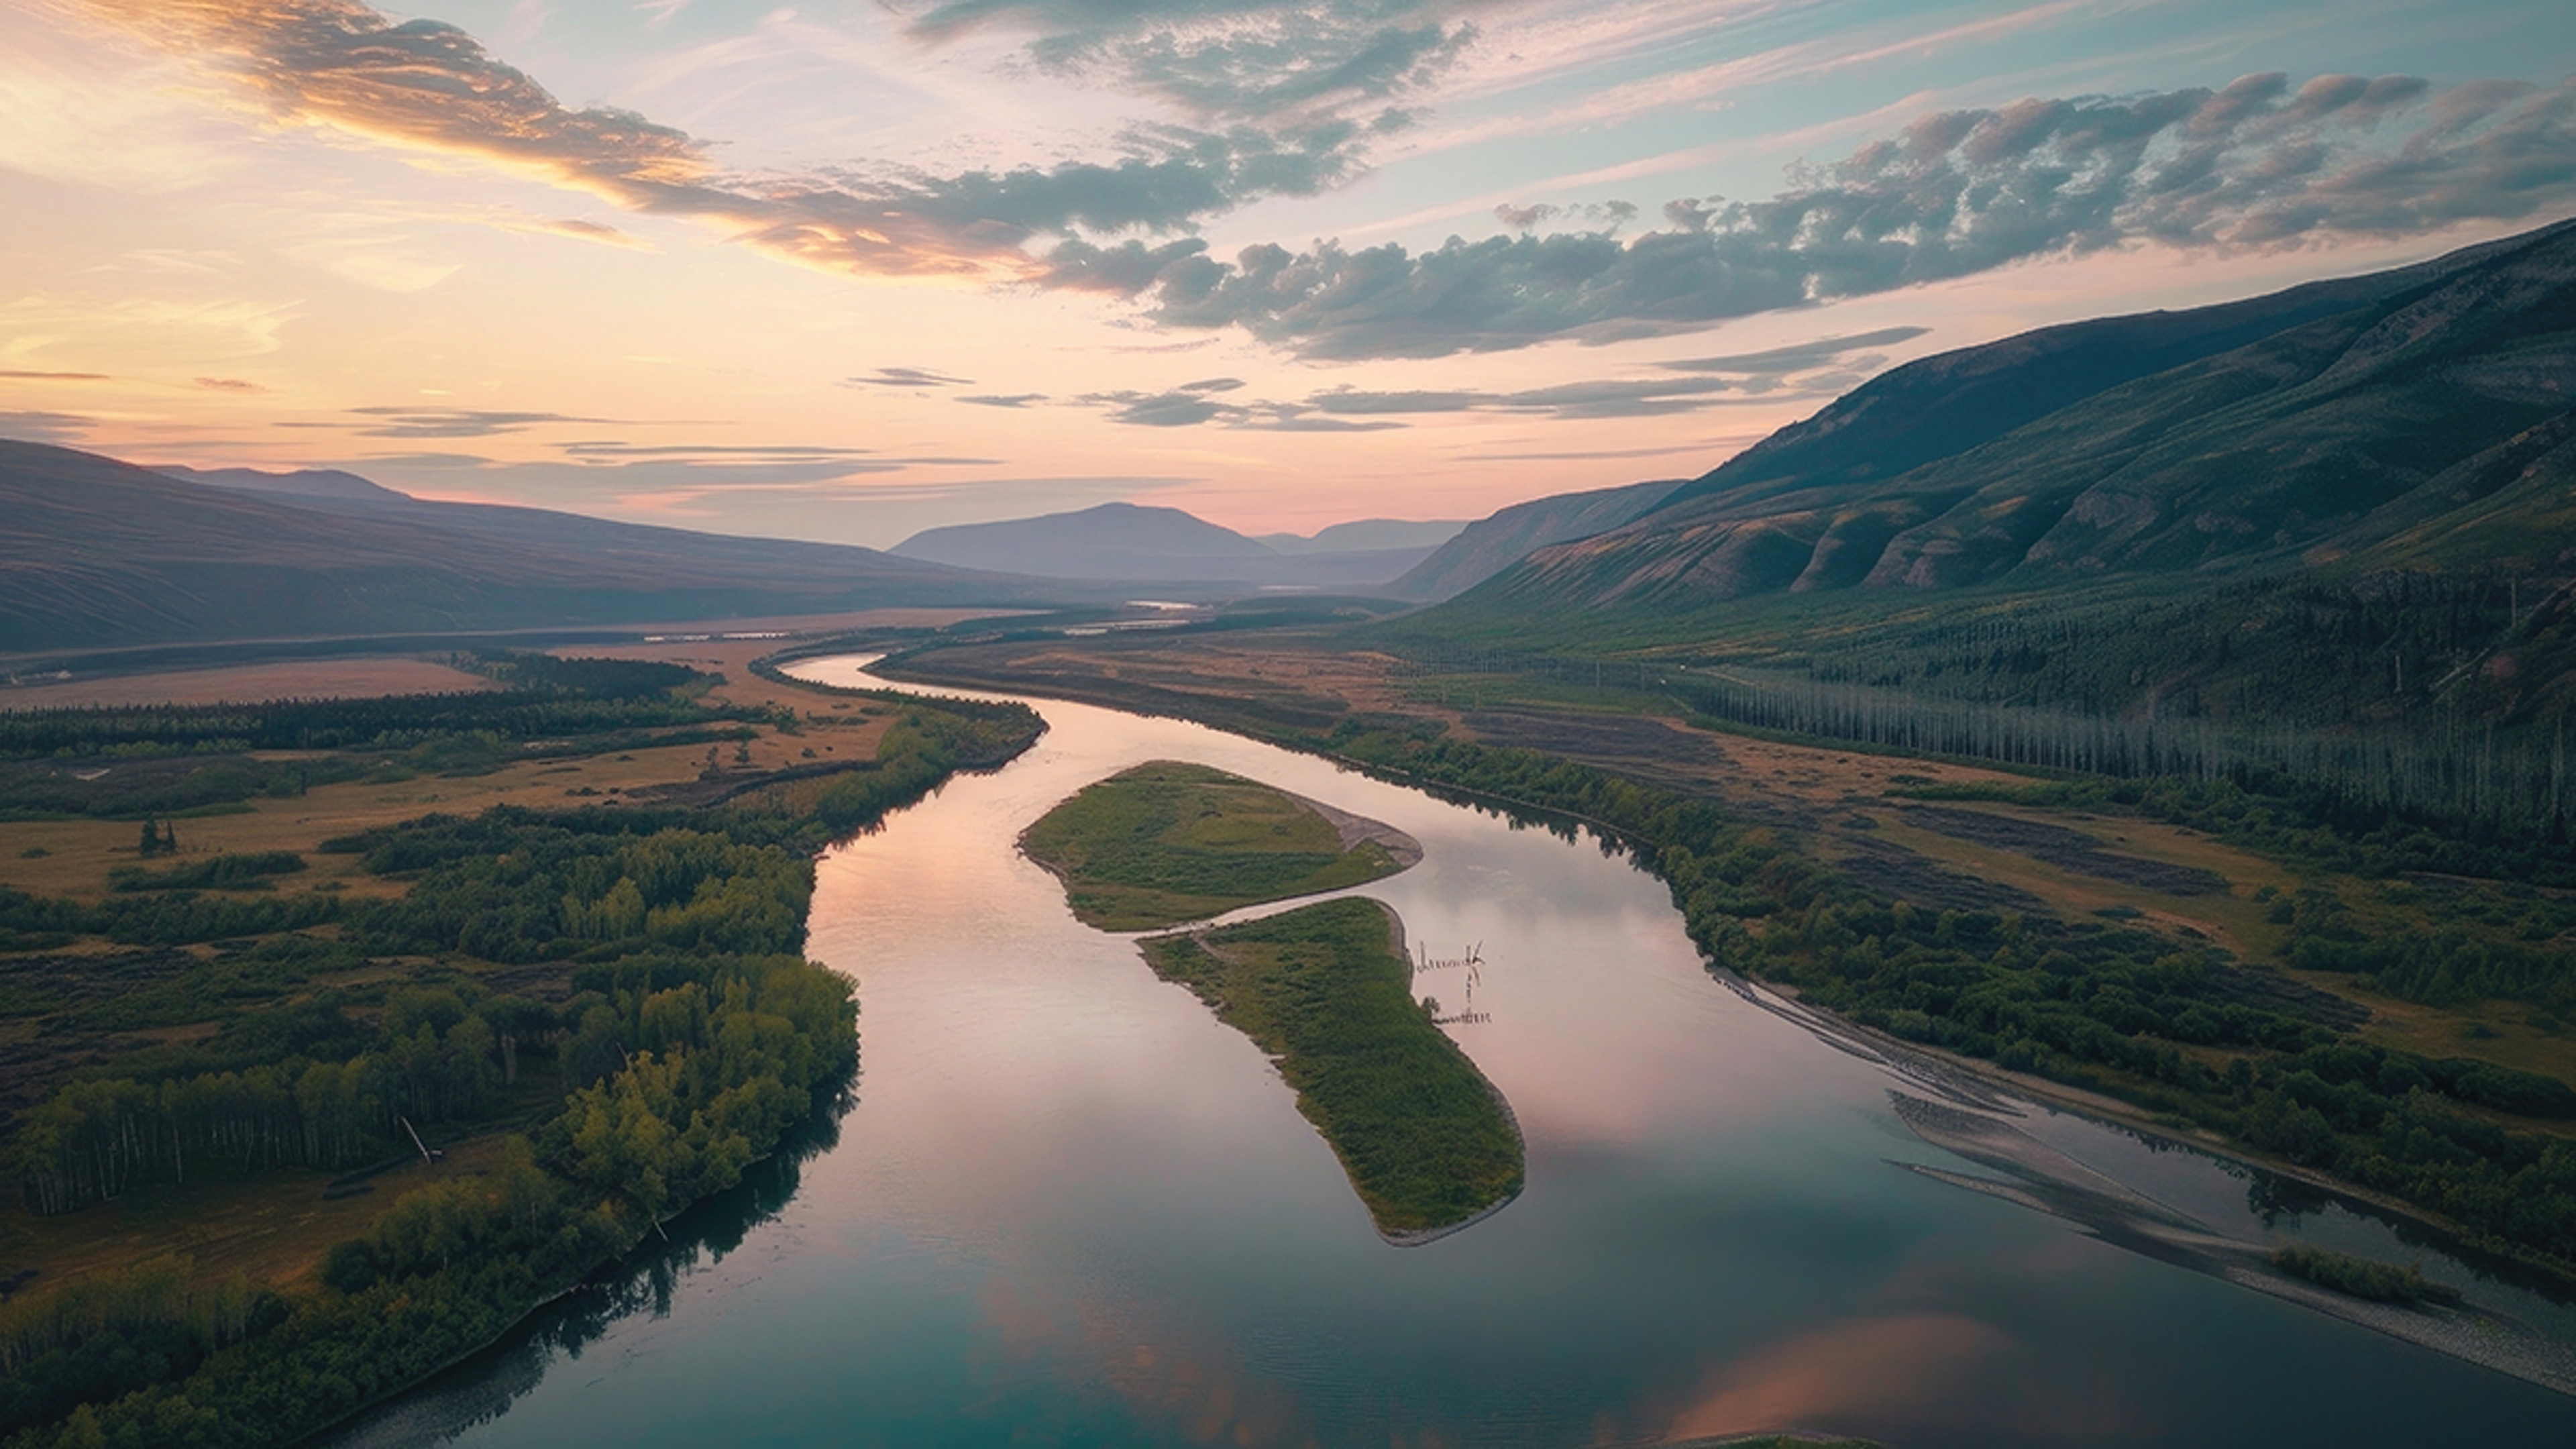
[0, 637, 904, 902]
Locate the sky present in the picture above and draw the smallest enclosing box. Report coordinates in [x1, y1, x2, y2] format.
[3, 0, 2574, 546]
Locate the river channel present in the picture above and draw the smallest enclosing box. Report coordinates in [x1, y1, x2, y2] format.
[329, 655, 2576, 1447]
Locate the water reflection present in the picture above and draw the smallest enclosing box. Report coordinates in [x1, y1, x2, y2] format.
[323, 1093, 851, 1448]
[327, 656, 2576, 1447]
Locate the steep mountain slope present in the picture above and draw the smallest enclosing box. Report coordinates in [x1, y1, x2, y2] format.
[1464, 220, 2576, 614]
[1389, 478, 1682, 600]
[0, 441, 1069, 652]
[893, 501, 1436, 587]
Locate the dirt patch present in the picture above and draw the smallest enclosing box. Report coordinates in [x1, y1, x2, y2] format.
[1279, 790, 1423, 869]
[1895, 806, 2230, 896]
[1833, 840, 2053, 915]
[2201, 963, 2373, 1032]
[1458, 708, 1735, 791]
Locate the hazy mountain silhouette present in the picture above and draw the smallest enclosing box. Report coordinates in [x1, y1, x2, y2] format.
[0, 441, 1086, 652]
[892, 501, 1443, 588]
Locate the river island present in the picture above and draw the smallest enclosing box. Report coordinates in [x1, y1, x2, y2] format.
[1023, 761, 1523, 1240]
[1019, 759, 1419, 929]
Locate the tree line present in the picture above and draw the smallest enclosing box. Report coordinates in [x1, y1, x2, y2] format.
[1389, 641, 2576, 863]
[0, 653, 747, 761]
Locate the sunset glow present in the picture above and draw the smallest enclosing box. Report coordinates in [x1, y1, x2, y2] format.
[7, 0, 2573, 542]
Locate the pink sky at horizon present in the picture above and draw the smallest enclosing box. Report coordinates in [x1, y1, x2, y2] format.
[5, 0, 2573, 545]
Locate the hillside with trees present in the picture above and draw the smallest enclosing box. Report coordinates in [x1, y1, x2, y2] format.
[1368, 219, 2576, 841]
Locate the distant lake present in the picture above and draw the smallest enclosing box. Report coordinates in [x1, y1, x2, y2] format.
[328, 656, 2576, 1447]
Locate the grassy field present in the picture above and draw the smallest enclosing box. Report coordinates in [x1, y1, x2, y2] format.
[1142, 898, 1523, 1237]
[1021, 760, 1415, 930]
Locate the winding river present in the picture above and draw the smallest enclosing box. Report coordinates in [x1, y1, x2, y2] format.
[329, 657, 2576, 1447]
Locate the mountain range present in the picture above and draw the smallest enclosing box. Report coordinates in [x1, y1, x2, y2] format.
[889, 502, 1460, 588]
[1391, 218, 2576, 729]
[1460, 221, 2576, 610]
[0, 442, 1092, 655]
[9, 215, 2576, 726]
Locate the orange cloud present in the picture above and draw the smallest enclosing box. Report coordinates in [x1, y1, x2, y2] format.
[74, 0, 1039, 282]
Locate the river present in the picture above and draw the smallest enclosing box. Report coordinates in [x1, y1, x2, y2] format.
[327, 655, 2576, 1447]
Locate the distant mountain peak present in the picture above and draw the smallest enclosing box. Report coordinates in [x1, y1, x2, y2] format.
[158, 464, 413, 504]
[890, 500, 1439, 588]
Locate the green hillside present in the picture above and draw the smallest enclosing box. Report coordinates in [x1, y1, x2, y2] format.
[1377, 220, 2576, 830]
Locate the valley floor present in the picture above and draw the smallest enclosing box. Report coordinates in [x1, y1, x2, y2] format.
[873, 627, 2576, 1271]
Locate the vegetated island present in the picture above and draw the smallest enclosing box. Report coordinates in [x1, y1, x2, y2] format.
[1022, 761, 1519, 1241]
[1019, 759, 1419, 929]
[1144, 899, 1524, 1242]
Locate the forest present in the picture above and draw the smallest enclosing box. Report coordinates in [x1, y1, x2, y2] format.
[0, 665, 1042, 1447]
[1381, 637, 2576, 880]
[1285, 718, 2576, 1273]
[1368, 541, 2576, 856]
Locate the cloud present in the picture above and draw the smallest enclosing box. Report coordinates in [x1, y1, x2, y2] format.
[845, 366, 977, 388]
[0, 370, 111, 382]
[0, 410, 95, 442]
[340, 407, 619, 439]
[959, 393, 1050, 407]
[72, 4, 2576, 369]
[529, 216, 647, 248]
[357, 450, 492, 468]
[1059, 73, 2576, 358]
[556, 441, 886, 460]
[1059, 368, 1775, 428]
[1084, 388, 1236, 426]
[194, 376, 264, 392]
[1102, 335, 1226, 354]
[898, 1, 1474, 124]
[1657, 326, 1931, 375]
[78, 0, 1369, 282]
[1307, 374, 1758, 419]
[1495, 198, 1635, 232]
[1454, 439, 1748, 462]
[1070, 383, 1407, 429]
